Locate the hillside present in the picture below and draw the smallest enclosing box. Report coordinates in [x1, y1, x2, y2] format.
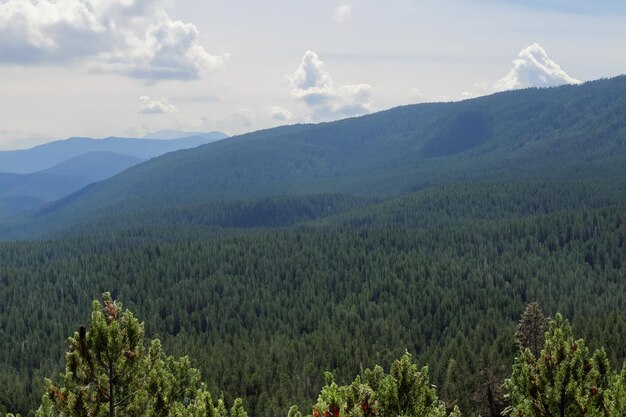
[0, 132, 227, 174]
[0, 172, 91, 220]
[0, 135, 228, 221]
[1, 181, 623, 417]
[0, 153, 144, 220]
[2, 76, 625, 239]
[0, 78, 625, 417]
[38, 151, 145, 182]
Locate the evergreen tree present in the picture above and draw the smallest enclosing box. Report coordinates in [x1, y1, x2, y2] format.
[472, 367, 505, 417]
[38, 293, 244, 417]
[515, 303, 547, 358]
[308, 353, 461, 417]
[376, 353, 453, 417]
[440, 359, 462, 411]
[505, 314, 624, 417]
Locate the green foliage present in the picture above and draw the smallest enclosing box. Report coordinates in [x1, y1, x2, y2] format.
[38, 293, 242, 417]
[608, 363, 626, 416]
[307, 353, 459, 417]
[505, 314, 626, 417]
[0, 76, 624, 417]
[0, 182, 624, 417]
[376, 353, 447, 417]
[471, 366, 505, 417]
[515, 303, 547, 357]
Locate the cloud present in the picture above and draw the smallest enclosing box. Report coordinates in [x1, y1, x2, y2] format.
[268, 105, 293, 122]
[334, 4, 352, 24]
[406, 87, 453, 104]
[138, 96, 178, 114]
[288, 51, 373, 121]
[0, 0, 227, 81]
[407, 87, 427, 100]
[493, 43, 581, 91]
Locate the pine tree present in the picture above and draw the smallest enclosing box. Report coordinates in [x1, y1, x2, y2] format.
[515, 302, 547, 357]
[472, 367, 505, 417]
[229, 399, 248, 417]
[440, 358, 462, 410]
[376, 352, 452, 417]
[307, 353, 460, 417]
[38, 293, 245, 417]
[504, 314, 623, 417]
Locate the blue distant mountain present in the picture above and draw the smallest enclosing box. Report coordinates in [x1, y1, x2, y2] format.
[0, 172, 90, 219]
[0, 132, 228, 174]
[38, 151, 145, 182]
[0, 133, 228, 219]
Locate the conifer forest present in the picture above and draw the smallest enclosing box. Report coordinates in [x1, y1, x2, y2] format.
[0, 78, 625, 417]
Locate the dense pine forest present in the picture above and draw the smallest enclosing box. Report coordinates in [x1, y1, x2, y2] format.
[1, 78, 625, 417]
[1, 180, 624, 417]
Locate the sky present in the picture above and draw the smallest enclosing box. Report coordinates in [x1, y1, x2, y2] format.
[0, 0, 625, 149]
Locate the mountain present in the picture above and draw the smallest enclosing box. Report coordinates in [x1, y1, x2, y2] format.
[1, 78, 626, 417]
[2, 76, 626, 239]
[0, 132, 228, 174]
[0, 144, 208, 220]
[0, 152, 144, 218]
[0, 195, 45, 220]
[0, 172, 91, 220]
[38, 151, 145, 182]
[0, 134, 227, 218]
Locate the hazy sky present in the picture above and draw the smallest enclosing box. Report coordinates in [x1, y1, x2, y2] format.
[1, 0, 625, 149]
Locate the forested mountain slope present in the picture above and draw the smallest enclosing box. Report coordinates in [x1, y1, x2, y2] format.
[0, 78, 624, 416]
[4, 76, 624, 239]
[0, 153, 144, 220]
[37, 151, 144, 182]
[0, 135, 227, 222]
[0, 181, 624, 417]
[0, 172, 91, 220]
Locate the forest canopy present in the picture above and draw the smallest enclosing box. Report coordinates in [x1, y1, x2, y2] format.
[4, 295, 625, 417]
[0, 180, 624, 417]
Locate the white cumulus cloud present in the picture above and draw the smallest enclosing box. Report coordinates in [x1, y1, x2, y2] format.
[288, 50, 372, 121]
[138, 96, 178, 114]
[0, 0, 227, 81]
[494, 43, 581, 91]
[334, 4, 352, 24]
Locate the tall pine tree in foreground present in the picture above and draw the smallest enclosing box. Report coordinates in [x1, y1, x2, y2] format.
[505, 314, 626, 417]
[37, 293, 245, 417]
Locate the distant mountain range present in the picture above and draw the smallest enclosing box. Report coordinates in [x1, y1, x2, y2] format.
[38, 151, 145, 182]
[0, 131, 227, 174]
[1, 76, 626, 239]
[0, 132, 228, 219]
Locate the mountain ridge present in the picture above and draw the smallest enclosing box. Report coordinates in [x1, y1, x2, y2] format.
[0, 132, 228, 174]
[2, 76, 625, 239]
[37, 151, 145, 182]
